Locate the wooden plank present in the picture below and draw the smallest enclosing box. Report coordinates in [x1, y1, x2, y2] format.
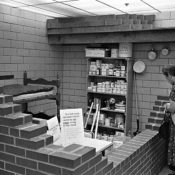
[0, 75, 14, 80]
[48, 28, 175, 44]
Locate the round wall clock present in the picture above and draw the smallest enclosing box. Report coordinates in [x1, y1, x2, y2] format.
[148, 50, 157, 61]
[161, 48, 169, 56]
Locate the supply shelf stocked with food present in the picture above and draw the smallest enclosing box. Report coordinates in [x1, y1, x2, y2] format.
[85, 44, 134, 136]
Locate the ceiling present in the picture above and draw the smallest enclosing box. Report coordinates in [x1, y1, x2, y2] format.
[0, 0, 175, 18]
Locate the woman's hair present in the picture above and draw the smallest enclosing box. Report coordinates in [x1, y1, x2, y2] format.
[162, 65, 175, 77]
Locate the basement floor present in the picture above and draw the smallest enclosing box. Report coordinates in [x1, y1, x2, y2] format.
[159, 166, 172, 175]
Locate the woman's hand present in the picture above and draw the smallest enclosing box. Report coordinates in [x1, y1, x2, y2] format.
[165, 100, 175, 113]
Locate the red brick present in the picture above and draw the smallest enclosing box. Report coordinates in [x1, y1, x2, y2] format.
[73, 146, 96, 163]
[15, 136, 44, 149]
[82, 167, 95, 175]
[20, 124, 47, 139]
[0, 160, 4, 168]
[0, 134, 14, 145]
[0, 95, 13, 104]
[10, 122, 33, 137]
[38, 162, 61, 175]
[0, 125, 9, 134]
[46, 144, 63, 150]
[0, 104, 12, 116]
[63, 162, 89, 175]
[5, 145, 25, 157]
[96, 157, 108, 172]
[0, 143, 4, 151]
[38, 134, 53, 146]
[0, 168, 15, 175]
[26, 168, 51, 175]
[5, 162, 25, 174]
[49, 151, 81, 168]
[16, 157, 37, 169]
[0, 151, 15, 163]
[63, 143, 82, 152]
[26, 149, 49, 162]
[13, 104, 21, 113]
[88, 153, 102, 168]
[102, 162, 113, 175]
[0, 116, 23, 127]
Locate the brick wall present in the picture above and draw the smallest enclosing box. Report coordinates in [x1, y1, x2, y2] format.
[0, 4, 63, 116]
[107, 130, 167, 175]
[0, 94, 167, 175]
[0, 94, 114, 175]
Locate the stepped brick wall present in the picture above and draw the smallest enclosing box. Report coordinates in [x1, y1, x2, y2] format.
[0, 94, 114, 175]
[0, 93, 167, 175]
[146, 95, 169, 131]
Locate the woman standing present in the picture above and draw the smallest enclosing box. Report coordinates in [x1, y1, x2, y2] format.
[162, 65, 175, 175]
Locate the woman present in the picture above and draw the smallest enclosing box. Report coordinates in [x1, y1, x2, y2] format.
[162, 65, 175, 175]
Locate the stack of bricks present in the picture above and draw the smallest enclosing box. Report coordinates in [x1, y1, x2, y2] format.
[47, 14, 155, 35]
[146, 95, 169, 131]
[0, 94, 114, 175]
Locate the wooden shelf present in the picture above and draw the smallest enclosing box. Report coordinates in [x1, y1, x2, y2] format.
[87, 91, 126, 96]
[86, 57, 129, 60]
[86, 123, 124, 132]
[88, 75, 127, 79]
[87, 106, 125, 114]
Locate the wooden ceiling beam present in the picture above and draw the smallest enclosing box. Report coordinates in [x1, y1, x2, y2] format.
[48, 28, 175, 44]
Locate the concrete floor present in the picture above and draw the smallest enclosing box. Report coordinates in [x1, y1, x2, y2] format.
[159, 166, 172, 175]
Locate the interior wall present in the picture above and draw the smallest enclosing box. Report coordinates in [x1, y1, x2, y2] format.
[0, 4, 63, 116]
[61, 42, 174, 132]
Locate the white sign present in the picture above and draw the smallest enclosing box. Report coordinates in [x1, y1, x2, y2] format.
[60, 108, 84, 147]
[46, 116, 61, 142]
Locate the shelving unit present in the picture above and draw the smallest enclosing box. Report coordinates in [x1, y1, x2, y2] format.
[85, 45, 134, 136]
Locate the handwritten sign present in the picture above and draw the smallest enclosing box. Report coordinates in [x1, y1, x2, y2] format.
[60, 108, 84, 147]
[47, 116, 61, 142]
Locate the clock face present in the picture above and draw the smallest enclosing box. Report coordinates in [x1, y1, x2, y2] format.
[148, 50, 157, 60]
[161, 48, 169, 56]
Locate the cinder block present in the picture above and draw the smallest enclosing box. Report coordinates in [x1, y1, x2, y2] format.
[49, 151, 81, 168]
[16, 157, 37, 169]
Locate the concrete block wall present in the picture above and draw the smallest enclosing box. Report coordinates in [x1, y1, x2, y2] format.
[0, 4, 63, 116]
[62, 45, 87, 111]
[132, 42, 175, 131]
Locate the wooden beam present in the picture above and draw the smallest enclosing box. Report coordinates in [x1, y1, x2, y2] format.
[48, 28, 175, 44]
